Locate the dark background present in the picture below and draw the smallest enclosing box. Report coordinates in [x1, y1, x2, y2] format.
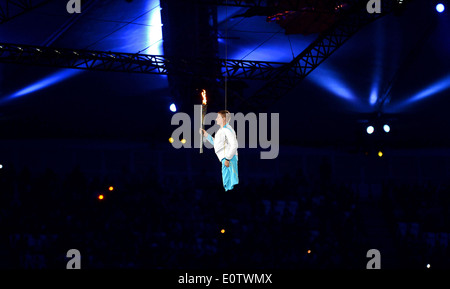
[0, 0, 450, 272]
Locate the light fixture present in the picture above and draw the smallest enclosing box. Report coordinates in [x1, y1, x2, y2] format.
[436, 3, 445, 13]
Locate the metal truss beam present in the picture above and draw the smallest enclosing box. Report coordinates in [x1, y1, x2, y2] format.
[0, 43, 169, 74]
[200, 0, 269, 8]
[0, 42, 285, 79]
[0, 0, 52, 24]
[221, 58, 283, 79]
[239, 0, 410, 111]
[203, 0, 351, 9]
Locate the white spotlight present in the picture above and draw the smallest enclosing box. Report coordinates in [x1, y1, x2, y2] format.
[383, 124, 390, 133]
[436, 3, 445, 13]
[366, 126, 374, 134]
[169, 103, 177, 112]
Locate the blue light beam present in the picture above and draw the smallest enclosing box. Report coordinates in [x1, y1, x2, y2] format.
[390, 75, 450, 111]
[145, 1, 163, 55]
[1, 69, 82, 105]
[406, 75, 450, 104]
[308, 66, 357, 103]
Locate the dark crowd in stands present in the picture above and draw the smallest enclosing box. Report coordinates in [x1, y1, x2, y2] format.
[0, 161, 450, 269]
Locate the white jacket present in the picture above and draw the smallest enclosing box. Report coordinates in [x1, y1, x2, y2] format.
[205, 124, 238, 162]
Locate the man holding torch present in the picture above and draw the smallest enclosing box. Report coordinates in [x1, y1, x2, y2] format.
[200, 110, 239, 192]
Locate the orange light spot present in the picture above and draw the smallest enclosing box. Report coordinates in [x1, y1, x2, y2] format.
[108, 186, 114, 191]
[98, 194, 104, 200]
[307, 250, 311, 254]
[220, 229, 225, 234]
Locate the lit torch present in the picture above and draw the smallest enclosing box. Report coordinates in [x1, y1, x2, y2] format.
[200, 89, 207, 153]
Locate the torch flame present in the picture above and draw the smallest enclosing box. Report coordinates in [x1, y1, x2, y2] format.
[201, 89, 207, 105]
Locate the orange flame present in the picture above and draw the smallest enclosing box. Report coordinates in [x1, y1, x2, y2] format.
[201, 89, 207, 105]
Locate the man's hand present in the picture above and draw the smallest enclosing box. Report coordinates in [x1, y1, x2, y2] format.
[224, 160, 230, 167]
[199, 128, 207, 137]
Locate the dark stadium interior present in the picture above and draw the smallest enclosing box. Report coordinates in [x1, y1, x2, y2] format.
[0, 0, 450, 272]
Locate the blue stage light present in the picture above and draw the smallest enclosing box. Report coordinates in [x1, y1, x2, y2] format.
[1, 69, 81, 105]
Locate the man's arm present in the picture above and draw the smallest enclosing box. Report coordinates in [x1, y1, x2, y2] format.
[201, 129, 214, 146]
[206, 134, 214, 146]
[224, 128, 238, 161]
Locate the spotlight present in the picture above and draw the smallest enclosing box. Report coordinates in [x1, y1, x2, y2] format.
[0, 164, 3, 169]
[181, 138, 187, 144]
[436, 3, 445, 13]
[108, 186, 114, 191]
[378, 151, 383, 157]
[169, 103, 177, 112]
[169, 137, 174, 143]
[427, 263, 431, 268]
[383, 124, 390, 133]
[366, 126, 374, 134]
[98, 194, 104, 200]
